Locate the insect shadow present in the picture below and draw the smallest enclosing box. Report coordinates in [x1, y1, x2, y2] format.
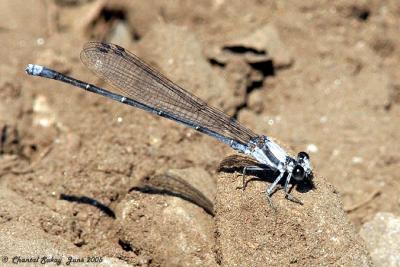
[59, 194, 116, 219]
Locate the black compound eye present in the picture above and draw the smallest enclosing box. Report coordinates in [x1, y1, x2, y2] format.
[292, 165, 305, 181]
[298, 151, 309, 160]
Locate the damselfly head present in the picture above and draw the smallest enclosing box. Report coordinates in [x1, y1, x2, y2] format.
[292, 151, 313, 182]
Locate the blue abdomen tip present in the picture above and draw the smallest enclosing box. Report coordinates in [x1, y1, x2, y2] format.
[25, 64, 44, 76]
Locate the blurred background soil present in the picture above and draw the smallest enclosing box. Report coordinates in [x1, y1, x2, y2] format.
[0, 0, 399, 266]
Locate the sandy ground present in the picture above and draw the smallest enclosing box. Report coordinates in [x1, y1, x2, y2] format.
[1, 0, 399, 266]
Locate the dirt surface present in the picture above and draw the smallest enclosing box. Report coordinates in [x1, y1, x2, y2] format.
[1, 0, 399, 266]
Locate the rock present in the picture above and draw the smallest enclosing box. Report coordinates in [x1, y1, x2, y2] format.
[211, 23, 294, 69]
[137, 23, 238, 115]
[360, 212, 400, 267]
[107, 21, 132, 48]
[133, 168, 216, 215]
[166, 167, 216, 207]
[117, 167, 217, 266]
[32, 95, 56, 128]
[215, 171, 372, 266]
[0, 219, 133, 266]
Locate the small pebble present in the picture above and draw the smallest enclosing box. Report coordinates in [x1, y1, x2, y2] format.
[360, 212, 400, 267]
[352, 156, 363, 164]
[306, 143, 318, 153]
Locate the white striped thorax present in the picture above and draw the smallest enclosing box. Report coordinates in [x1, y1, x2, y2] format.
[245, 135, 313, 182]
